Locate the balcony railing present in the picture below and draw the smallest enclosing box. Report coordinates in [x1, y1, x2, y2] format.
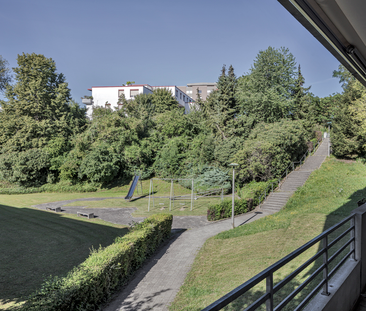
[202, 215, 355, 311]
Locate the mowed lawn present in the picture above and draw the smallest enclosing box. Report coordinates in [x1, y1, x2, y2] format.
[0, 178, 221, 309]
[0, 205, 128, 309]
[170, 158, 366, 310]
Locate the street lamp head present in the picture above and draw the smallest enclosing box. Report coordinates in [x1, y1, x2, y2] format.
[229, 163, 239, 167]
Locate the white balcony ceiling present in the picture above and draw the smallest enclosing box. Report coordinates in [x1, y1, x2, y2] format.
[279, 0, 366, 87]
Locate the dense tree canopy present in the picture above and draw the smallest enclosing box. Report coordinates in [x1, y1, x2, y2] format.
[237, 47, 298, 123]
[0, 47, 337, 188]
[0, 53, 86, 185]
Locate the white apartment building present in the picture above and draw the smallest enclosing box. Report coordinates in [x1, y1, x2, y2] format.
[83, 84, 193, 119]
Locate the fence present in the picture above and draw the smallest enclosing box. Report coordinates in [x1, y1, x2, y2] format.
[202, 214, 356, 311]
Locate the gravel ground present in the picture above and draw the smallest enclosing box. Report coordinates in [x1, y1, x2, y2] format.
[32, 198, 210, 229]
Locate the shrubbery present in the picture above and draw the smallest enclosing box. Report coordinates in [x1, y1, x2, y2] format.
[207, 199, 253, 221]
[207, 179, 279, 221]
[233, 120, 308, 185]
[19, 214, 172, 311]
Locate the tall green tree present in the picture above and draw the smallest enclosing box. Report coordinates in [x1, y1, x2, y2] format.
[331, 65, 366, 158]
[0, 53, 86, 185]
[0, 53, 85, 152]
[292, 65, 312, 119]
[151, 88, 182, 113]
[204, 65, 238, 139]
[0, 55, 12, 93]
[237, 47, 298, 123]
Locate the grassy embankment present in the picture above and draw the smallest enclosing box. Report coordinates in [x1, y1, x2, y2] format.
[0, 179, 221, 309]
[170, 158, 366, 310]
[0, 205, 128, 310]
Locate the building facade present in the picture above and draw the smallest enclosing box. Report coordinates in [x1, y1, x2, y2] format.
[178, 82, 217, 101]
[83, 84, 193, 119]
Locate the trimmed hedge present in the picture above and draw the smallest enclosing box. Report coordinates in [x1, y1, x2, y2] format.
[19, 214, 173, 311]
[207, 199, 254, 221]
[207, 179, 279, 221]
[0, 183, 98, 195]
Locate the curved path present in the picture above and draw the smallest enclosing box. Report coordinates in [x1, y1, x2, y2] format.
[32, 139, 329, 310]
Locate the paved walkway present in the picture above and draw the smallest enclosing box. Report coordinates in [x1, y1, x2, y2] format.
[33, 139, 330, 310]
[103, 211, 272, 311]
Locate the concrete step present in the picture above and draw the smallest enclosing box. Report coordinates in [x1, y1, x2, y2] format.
[258, 139, 328, 214]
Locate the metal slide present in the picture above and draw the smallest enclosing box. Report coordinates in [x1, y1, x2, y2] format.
[125, 175, 140, 201]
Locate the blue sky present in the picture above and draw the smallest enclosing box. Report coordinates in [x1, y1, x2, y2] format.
[1, 0, 343, 105]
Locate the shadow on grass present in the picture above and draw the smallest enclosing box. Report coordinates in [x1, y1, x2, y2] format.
[218, 186, 366, 311]
[0, 204, 128, 306]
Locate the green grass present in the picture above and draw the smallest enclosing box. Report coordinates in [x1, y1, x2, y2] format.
[64, 196, 222, 217]
[169, 157, 366, 310]
[0, 205, 128, 309]
[60, 179, 223, 217]
[0, 178, 222, 309]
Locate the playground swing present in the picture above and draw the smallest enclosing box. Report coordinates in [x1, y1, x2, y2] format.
[148, 178, 194, 212]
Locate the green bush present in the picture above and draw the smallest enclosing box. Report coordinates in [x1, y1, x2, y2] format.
[0, 149, 50, 187]
[240, 179, 279, 206]
[233, 120, 308, 184]
[19, 214, 173, 311]
[207, 199, 252, 221]
[207, 179, 279, 221]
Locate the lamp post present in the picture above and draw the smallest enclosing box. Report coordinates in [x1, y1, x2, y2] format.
[229, 163, 239, 229]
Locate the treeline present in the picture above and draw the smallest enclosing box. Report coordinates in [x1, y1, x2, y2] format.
[0, 48, 350, 190]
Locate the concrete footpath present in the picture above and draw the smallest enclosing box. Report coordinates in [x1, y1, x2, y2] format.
[103, 211, 271, 311]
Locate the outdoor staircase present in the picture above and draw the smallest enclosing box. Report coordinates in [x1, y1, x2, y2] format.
[260, 138, 329, 214]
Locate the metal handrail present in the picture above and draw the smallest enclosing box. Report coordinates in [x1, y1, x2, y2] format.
[202, 214, 355, 311]
[257, 138, 323, 205]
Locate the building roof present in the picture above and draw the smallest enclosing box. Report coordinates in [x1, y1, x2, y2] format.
[186, 83, 217, 86]
[278, 0, 366, 87]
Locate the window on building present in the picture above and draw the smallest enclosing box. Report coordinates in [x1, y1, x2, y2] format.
[118, 89, 124, 97]
[183, 95, 185, 102]
[105, 102, 111, 109]
[130, 89, 139, 98]
[180, 93, 182, 99]
[176, 90, 178, 97]
[198, 90, 202, 94]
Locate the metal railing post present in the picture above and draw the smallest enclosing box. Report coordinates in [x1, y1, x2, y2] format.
[148, 179, 152, 212]
[292, 162, 294, 171]
[266, 273, 274, 311]
[191, 179, 194, 211]
[351, 217, 355, 260]
[322, 236, 330, 296]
